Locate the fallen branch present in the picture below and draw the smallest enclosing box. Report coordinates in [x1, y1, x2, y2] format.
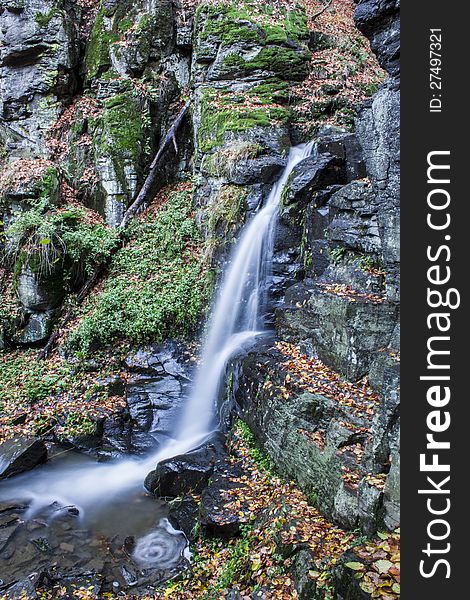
[120, 99, 192, 228]
[311, 0, 333, 21]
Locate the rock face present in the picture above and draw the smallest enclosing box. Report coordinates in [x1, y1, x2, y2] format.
[354, 0, 400, 78]
[0, 0, 80, 157]
[228, 0, 401, 538]
[0, 436, 47, 479]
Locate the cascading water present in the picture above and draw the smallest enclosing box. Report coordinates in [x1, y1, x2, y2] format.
[0, 142, 314, 525]
[167, 141, 315, 451]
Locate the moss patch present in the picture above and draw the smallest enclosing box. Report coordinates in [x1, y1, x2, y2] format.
[67, 184, 213, 355]
[100, 91, 148, 163]
[197, 87, 291, 153]
[197, 0, 310, 48]
[85, 7, 119, 79]
[222, 45, 310, 81]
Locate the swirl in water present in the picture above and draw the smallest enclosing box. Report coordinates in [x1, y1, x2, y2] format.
[132, 518, 189, 569]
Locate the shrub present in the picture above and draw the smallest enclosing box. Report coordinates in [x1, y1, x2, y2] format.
[5, 202, 119, 281]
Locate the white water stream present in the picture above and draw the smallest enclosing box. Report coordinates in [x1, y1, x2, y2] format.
[0, 142, 314, 519]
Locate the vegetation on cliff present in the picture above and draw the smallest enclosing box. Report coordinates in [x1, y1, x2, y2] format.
[68, 184, 213, 355]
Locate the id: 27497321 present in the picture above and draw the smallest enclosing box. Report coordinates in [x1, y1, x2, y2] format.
[429, 28, 442, 113]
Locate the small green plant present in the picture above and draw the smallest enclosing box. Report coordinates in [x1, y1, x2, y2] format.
[68, 186, 213, 355]
[236, 419, 275, 474]
[329, 246, 350, 264]
[35, 7, 59, 28]
[5, 202, 119, 280]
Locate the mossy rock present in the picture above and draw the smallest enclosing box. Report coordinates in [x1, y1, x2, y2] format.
[197, 1, 310, 48]
[197, 87, 291, 153]
[221, 45, 310, 81]
[85, 7, 119, 79]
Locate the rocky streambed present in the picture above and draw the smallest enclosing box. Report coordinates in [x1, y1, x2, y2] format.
[0, 334, 399, 599]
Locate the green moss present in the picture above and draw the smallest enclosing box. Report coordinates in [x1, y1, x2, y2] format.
[235, 419, 275, 474]
[206, 185, 248, 241]
[101, 92, 146, 161]
[91, 87, 151, 192]
[223, 45, 310, 81]
[249, 79, 290, 104]
[198, 88, 290, 153]
[35, 6, 60, 28]
[85, 7, 119, 79]
[68, 186, 213, 355]
[198, 0, 309, 48]
[118, 16, 134, 33]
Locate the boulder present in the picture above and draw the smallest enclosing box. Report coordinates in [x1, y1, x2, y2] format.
[17, 310, 58, 346]
[0, 437, 47, 480]
[145, 433, 227, 497]
[17, 266, 64, 312]
[316, 127, 367, 183]
[229, 155, 287, 185]
[283, 154, 344, 209]
[327, 182, 382, 254]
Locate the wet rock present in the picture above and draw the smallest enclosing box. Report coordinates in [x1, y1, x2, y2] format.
[145, 433, 227, 497]
[356, 81, 400, 301]
[291, 547, 318, 600]
[316, 127, 367, 183]
[327, 180, 381, 255]
[124, 348, 165, 376]
[0, 437, 47, 480]
[365, 349, 400, 471]
[331, 551, 371, 600]
[228, 155, 287, 185]
[199, 470, 247, 538]
[17, 266, 64, 311]
[16, 309, 58, 346]
[230, 340, 388, 531]
[4, 578, 38, 599]
[283, 153, 344, 209]
[0, 500, 29, 552]
[168, 496, 199, 542]
[383, 423, 400, 530]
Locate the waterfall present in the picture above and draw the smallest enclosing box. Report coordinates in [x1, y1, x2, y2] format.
[0, 142, 313, 513]
[167, 141, 315, 452]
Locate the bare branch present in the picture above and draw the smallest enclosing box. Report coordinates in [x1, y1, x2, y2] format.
[311, 0, 333, 21]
